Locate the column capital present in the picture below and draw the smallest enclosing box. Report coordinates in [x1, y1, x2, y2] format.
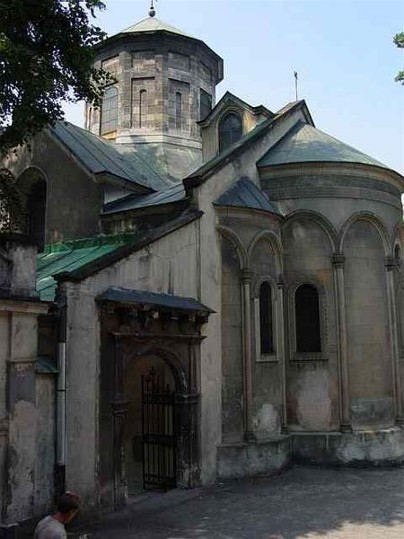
[385, 256, 399, 272]
[332, 253, 345, 268]
[240, 268, 253, 283]
[277, 274, 286, 289]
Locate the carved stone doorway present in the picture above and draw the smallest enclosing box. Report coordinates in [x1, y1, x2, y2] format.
[97, 287, 213, 510]
[123, 357, 176, 494]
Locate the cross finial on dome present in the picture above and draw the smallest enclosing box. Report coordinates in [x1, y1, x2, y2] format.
[149, 0, 156, 17]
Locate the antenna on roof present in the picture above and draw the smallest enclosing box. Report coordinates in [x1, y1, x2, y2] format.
[294, 71, 299, 101]
[149, 0, 157, 17]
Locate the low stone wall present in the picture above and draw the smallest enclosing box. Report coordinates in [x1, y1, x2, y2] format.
[217, 436, 291, 479]
[292, 428, 404, 467]
[217, 428, 404, 480]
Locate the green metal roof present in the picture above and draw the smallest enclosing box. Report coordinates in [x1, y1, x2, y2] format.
[51, 122, 170, 191]
[121, 16, 194, 39]
[257, 121, 388, 169]
[103, 183, 187, 215]
[37, 234, 137, 301]
[36, 210, 203, 302]
[214, 177, 282, 215]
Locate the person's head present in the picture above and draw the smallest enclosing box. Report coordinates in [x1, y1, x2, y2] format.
[56, 492, 80, 524]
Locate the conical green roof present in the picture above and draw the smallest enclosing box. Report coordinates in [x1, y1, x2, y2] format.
[121, 16, 195, 39]
[258, 121, 388, 170]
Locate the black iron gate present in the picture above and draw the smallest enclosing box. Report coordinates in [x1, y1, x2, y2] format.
[141, 368, 177, 490]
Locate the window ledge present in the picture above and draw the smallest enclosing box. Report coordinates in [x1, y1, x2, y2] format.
[291, 352, 327, 362]
[257, 354, 278, 363]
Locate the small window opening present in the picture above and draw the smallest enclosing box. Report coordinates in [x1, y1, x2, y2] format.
[139, 89, 147, 128]
[100, 86, 118, 135]
[175, 92, 182, 130]
[219, 112, 243, 153]
[259, 282, 274, 355]
[27, 180, 47, 252]
[295, 284, 321, 353]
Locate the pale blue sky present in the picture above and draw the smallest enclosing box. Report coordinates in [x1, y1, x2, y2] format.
[64, 0, 404, 173]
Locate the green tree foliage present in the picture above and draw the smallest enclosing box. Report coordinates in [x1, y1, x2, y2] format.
[394, 32, 404, 84]
[0, 0, 110, 152]
[0, 0, 112, 233]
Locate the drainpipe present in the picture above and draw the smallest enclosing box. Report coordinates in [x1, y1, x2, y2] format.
[55, 295, 67, 494]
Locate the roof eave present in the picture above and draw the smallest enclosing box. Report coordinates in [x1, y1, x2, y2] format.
[95, 171, 153, 193]
[214, 204, 284, 220]
[258, 160, 404, 188]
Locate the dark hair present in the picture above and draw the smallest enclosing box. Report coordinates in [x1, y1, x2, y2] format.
[57, 492, 80, 514]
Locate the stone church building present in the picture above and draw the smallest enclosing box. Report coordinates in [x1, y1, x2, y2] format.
[1, 9, 404, 525]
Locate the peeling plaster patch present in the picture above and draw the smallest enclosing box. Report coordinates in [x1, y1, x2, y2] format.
[253, 403, 278, 433]
[296, 370, 331, 431]
[6, 400, 37, 522]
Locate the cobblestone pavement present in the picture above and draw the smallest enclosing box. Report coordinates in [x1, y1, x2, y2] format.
[71, 466, 404, 538]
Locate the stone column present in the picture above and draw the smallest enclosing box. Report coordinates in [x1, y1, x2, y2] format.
[240, 269, 255, 441]
[385, 257, 404, 425]
[276, 276, 288, 431]
[332, 254, 352, 432]
[111, 337, 129, 509]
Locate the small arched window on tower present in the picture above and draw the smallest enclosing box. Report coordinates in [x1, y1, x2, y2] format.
[100, 86, 118, 136]
[175, 92, 182, 130]
[139, 89, 147, 128]
[295, 284, 321, 353]
[27, 180, 47, 252]
[218, 112, 243, 153]
[259, 281, 274, 355]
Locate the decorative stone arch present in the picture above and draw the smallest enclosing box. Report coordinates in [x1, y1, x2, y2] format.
[338, 211, 390, 256]
[123, 344, 188, 394]
[16, 166, 48, 250]
[217, 225, 247, 269]
[287, 273, 329, 362]
[283, 210, 338, 254]
[247, 230, 283, 275]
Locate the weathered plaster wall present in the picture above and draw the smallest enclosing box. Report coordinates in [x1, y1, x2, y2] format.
[344, 219, 394, 428]
[63, 220, 200, 507]
[34, 375, 55, 515]
[0, 302, 51, 524]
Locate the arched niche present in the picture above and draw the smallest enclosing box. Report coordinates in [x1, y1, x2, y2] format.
[249, 236, 282, 436]
[220, 234, 244, 443]
[282, 215, 337, 432]
[343, 218, 394, 429]
[17, 167, 47, 251]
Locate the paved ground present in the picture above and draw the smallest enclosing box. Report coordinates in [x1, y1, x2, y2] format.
[71, 466, 404, 538]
